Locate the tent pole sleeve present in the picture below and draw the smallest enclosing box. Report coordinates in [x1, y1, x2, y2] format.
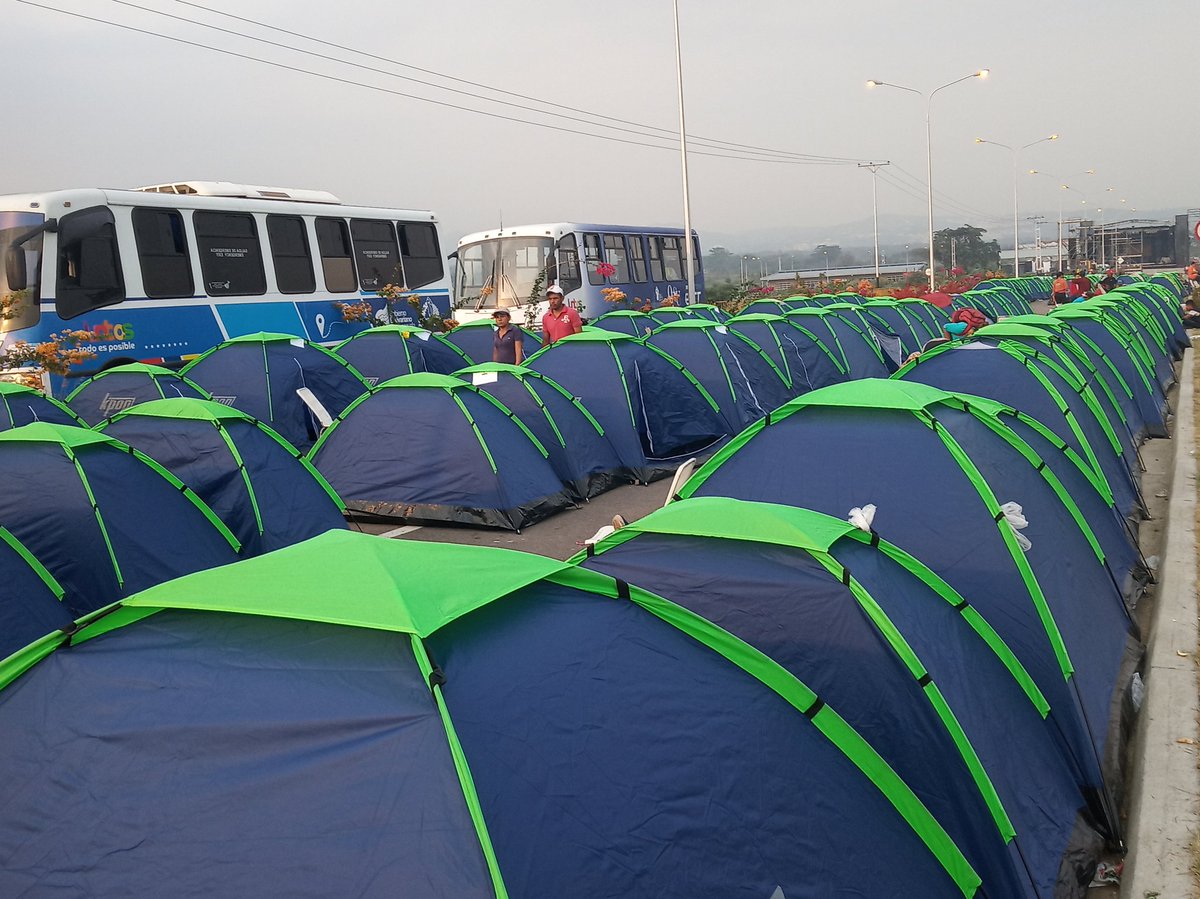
[0, 525, 65, 600]
[214, 424, 264, 537]
[928, 418, 1075, 681]
[409, 635, 510, 899]
[65, 446, 124, 589]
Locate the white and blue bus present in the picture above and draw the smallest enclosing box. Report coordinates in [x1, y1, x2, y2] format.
[0, 181, 451, 395]
[453, 223, 703, 324]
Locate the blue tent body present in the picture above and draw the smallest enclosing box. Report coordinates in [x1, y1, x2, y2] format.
[784, 308, 893, 378]
[0, 531, 984, 898]
[645, 306, 693, 326]
[0, 423, 239, 619]
[527, 331, 727, 483]
[0, 382, 81, 430]
[64, 363, 209, 425]
[579, 497, 1108, 896]
[455, 363, 628, 500]
[740, 298, 797, 317]
[181, 333, 369, 451]
[1049, 310, 1169, 438]
[589, 310, 654, 338]
[681, 380, 1137, 842]
[0, 527, 72, 661]
[334, 326, 472, 385]
[899, 339, 1144, 521]
[685, 303, 729, 322]
[441, 320, 541, 364]
[860, 302, 939, 356]
[725, 314, 848, 394]
[99, 398, 349, 557]
[309, 374, 574, 530]
[645, 320, 793, 433]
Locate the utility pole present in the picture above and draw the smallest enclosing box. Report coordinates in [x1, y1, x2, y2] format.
[672, 0, 696, 304]
[857, 161, 890, 286]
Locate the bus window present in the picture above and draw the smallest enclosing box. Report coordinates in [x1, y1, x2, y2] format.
[583, 233, 603, 285]
[628, 235, 647, 282]
[193, 211, 266, 297]
[56, 206, 125, 319]
[692, 235, 702, 279]
[602, 234, 631, 282]
[556, 234, 582, 293]
[315, 218, 357, 293]
[397, 222, 443, 289]
[266, 215, 316, 294]
[661, 236, 684, 281]
[1, 212, 44, 332]
[132, 208, 193, 299]
[648, 236, 665, 281]
[350, 219, 401, 291]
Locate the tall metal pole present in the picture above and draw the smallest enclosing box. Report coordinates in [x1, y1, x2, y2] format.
[858, 161, 890, 285]
[1012, 153, 1020, 276]
[1057, 190, 1063, 271]
[924, 104, 936, 290]
[672, 0, 696, 306]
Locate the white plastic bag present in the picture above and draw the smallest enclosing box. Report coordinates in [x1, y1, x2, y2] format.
[847, 504, 876, 533]
[1000, 501, 1032, 552]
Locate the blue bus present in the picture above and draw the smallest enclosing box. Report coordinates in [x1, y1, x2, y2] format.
[453, 222, 703, 324]
[0, 181, 451, 395]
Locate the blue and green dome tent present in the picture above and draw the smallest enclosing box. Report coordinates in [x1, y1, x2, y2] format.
[98, 398, 348, 557]
[0, 530, 985, 897]
[0, 381, 81, 430]
[527, 330, 727, 483]
[1047, 306, 1169, 438]
[334, 325, 473, 385]
[739, 297, 798, 317]
[589, 309, 654, 338]
[685, 302, 729, 322]
[645, 305, 693, 326]
[309, 373, 574, 530]
[783, 308, 894, 378]
[645, 319, 793, 433]
[0, 423, 239, 619]
[898, 333, 1145, 522]
[181, 333, 369, 451]
[724, 313, 848, 394]
[64, 362, 209, 425]
[680, 379, 1139, 841]
[860, 300, 942, 356]
[454, 363, 628, 500]
[440, 319, 540, 365]
[578, 497, 1110, 896]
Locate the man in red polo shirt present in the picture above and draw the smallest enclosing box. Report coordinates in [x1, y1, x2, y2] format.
[541, 284, 582, 346]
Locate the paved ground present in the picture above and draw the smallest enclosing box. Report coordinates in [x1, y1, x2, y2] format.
[1121, 348, 1199, 899]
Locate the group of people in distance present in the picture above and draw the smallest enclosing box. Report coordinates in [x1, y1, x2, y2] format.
[490, 284, 583, 364]
[1049, 269, 1120, 306]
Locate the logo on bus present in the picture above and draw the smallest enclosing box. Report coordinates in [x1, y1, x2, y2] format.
[83, 320, 137, 342]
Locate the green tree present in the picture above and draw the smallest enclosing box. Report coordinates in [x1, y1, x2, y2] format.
[933, 226, 1000, 272]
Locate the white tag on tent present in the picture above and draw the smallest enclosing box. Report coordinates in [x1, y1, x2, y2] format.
[289, 338, 305, 348]
[716, 325, 728, 334]
[847, 504, 876, 532]
[472, 372, 499, 385]
[1000, 501, 1032, 551]
[416, 330, 431, 341]
[958, 341, 994, 350]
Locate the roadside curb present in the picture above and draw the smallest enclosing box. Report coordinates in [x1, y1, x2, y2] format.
[1123, 349, 1198, 898]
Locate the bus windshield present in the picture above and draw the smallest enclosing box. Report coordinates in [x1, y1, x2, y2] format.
[1, 212, 45, 333]
[458, 236, 553, 311]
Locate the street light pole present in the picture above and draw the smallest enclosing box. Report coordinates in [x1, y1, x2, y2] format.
[672, 0, 696, 305]
[975, 134, 1058, 277]
[857, 161, 891, 285]
[867, 70, 988, 291]
[1028, 168, 1093, 272]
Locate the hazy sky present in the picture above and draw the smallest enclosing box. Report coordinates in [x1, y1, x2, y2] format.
[6, 0, 1197, 250]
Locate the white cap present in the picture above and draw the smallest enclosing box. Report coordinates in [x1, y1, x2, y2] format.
[547, 284, 564, 295]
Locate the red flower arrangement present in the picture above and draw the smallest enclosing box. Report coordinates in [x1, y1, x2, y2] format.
[595, 262, 616, 278]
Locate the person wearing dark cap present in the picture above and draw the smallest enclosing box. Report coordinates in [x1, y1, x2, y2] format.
[491, 308, 523, 364]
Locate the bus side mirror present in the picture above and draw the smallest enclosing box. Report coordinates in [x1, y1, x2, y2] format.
[78, 236, 121, 290]
[4, 247, 27, 291]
